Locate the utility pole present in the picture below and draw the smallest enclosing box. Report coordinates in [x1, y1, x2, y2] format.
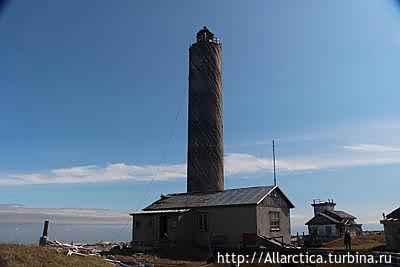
[273, 139, 277, 186]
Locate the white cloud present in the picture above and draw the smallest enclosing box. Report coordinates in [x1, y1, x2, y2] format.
[343, 143, 400, 153]
[0, 163, 187, 186]
[0, 153, 321, 186]
[3, 119, 400, 186]
[224, 153, 317, 176]
[3, 147, 400, 186]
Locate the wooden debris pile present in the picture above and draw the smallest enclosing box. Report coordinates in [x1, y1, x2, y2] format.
[44, 240, 152, 266]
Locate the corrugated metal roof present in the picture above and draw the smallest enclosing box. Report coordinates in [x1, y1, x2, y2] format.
[142, 186, 276, 211]
[305, 213, 341, 225]
[326, 210, 356, 219]
[320, 213, 341, 224]
[305, 210, 358, 225]
[204, 186, 274, 206]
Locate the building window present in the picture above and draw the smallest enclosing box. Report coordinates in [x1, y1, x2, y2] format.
[198, 214, 209, 231]
[270, 211, 280, 232]
[326, 226, 332, 235]
[309, 226, 317, 235]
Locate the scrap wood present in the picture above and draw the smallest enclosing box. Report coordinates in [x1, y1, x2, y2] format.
[66, 250, 87, 257]
[105, 258, 137, 267]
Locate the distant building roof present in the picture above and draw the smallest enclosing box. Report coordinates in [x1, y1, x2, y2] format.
[326, 210, 356, 220]
[387, 207, 400, 219]
[306, 210, 358, 225]
[135, 185, 294, 212]
[306, 213, 340, 225]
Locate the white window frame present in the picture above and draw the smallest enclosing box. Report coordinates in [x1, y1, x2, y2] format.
[270, 211, 280, 232]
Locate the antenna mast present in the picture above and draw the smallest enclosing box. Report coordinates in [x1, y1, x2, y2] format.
[273, 139, 277, 186]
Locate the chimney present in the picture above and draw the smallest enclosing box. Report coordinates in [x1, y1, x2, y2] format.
[187, 26, 224, 193]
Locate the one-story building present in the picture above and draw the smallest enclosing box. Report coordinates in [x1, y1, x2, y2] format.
[131, 185, 294, 248]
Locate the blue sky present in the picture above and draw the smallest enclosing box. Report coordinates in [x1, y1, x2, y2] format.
[1, 0, 400, 234]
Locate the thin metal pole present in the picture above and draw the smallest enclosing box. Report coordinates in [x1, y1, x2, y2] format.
[273, 139, 277, 186]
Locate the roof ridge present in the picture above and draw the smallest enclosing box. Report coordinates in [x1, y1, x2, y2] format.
[223, 185, 274, 191]
[387, 207, 400, 219]
[305, 212, 340, 225]
[331, 209, 350, 213]
[168, 185, 274, 195]
[328, 209, 356, 218]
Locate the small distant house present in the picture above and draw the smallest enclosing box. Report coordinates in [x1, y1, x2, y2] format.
[380, 207, 400, 250]
[131, 186, 294, 248]
[305, 200, 362, 240]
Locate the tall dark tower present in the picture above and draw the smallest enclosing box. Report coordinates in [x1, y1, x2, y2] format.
[187, 26, 224, 193]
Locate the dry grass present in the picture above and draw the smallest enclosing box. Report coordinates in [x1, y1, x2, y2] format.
[111, 246, 209, 266]
[322, 234, 385, 250]
[0, 244, 113, 267]
[0, 243, 378, 267]
[113, 253, 206, 267]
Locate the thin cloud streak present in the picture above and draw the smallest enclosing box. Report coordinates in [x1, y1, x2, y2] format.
[0, 163, 187, 185]
[344, 143, 400, 153]
[2, 148, 400, 185]
[230, 120, 400, 149]
[0, 205, 128, 225]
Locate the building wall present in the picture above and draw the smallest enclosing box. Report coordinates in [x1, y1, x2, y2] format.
[256, 191, 292, 244]
[133, 212, 192, 245]
[132, 215, 157, 243]
[384, 223, 400, 250]
[180, 205, 257, 247]
[132, 205, 257, 247]
[308, 224, 338, 237]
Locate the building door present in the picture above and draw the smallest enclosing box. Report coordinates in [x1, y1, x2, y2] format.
[159, 215, 167, 239]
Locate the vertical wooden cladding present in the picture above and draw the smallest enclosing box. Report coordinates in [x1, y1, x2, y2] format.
[187, 37, 224, 193]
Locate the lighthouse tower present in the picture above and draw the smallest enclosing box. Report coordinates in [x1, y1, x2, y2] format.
[187, 26, 224, 193]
